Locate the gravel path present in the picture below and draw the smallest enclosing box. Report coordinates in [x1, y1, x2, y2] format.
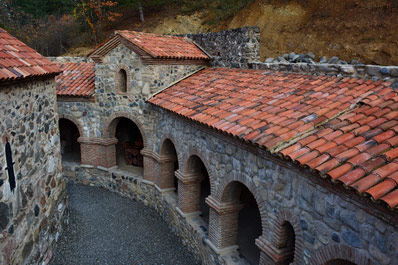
[51, 183, 200, 265]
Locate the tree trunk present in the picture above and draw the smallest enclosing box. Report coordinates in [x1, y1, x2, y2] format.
[138, 1, 144, 22]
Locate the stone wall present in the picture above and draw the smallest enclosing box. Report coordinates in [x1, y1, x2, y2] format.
[59, 101, 398, 265]
[62, 162, 226, 265]
[48, 57, 93, 63]
[147, 107, 397, 265]
[0, 79, 68, 265]
[250, 62, 398, 83]
[183, 27, 260, 68]
[53, 44, 204, 169]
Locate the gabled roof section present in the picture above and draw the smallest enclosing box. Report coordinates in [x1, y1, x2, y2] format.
[148, 67, 398, 211]
[88, 30, 210, 62]
[55, 62, 95, 97]
[0, 28, 60, 82]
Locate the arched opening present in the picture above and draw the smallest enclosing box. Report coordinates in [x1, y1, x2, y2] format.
[115, 117, 143, 174]
[159, 139, 179, 193]
[116, 69, 127, 93]
[277, 221, 296, 265]
[325, 260, 357, 265]
[237, 185, 262, 264]
[59, 118, 81, 163]
[221, 181, 262, 265]
[186, 155, 211, 224]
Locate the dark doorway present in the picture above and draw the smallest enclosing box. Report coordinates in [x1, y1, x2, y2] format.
[160, 139, 179, 193]
[115, 118, 143, 174]
[237, 185, 262, 265]
[199, 170, 211, 224]
[59, 118, 80, 163]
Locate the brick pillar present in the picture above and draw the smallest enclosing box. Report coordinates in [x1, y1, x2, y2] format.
[205, 195, 244, 254]
[255, 236, 280, 265]
[141, 149, 156, 183]
[78, 137, 118, 168]
[154, 155, 176, 191]
[175, 170, 203, 216]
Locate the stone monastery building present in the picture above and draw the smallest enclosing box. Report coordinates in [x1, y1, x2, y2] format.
[1, 26, 398, 265]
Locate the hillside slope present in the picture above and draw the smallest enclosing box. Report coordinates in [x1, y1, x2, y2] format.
[219, 0, 398, 65]
[66, 0, 398, 65]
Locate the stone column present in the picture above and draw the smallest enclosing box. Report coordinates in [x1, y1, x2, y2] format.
[78, 137, 118, 168]
[154, 155, 176, 191]
[205, 195, 244, 254]
[141, 149, 156, 183]
[175, 170, 203, 217]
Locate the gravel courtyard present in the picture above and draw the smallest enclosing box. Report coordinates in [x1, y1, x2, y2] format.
[50, 183, 200, 265]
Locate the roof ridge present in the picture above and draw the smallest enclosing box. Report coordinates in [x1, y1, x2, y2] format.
[116, 30, 186, 40]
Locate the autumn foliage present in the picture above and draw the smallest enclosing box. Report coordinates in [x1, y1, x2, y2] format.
[73, 0, 122, 44]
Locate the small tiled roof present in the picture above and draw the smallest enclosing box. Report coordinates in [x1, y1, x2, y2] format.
[89, 30, 210, 61]
[0, 28, 60, 82]
[55, 62, 95, 97]
[148, 67, 398, 210]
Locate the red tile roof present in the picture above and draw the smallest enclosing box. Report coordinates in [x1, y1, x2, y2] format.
[89, 30, 210, 61]
[0, 28, 60, 82]
[56, 62, 95, 97]
[148, 67, 398, 211]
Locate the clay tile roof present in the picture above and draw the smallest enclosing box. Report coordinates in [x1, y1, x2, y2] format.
[148, 67, 398, 211]
[89, 30, 210, 61]
[0, 28, 60, 82]
[55, 62, 95, 97]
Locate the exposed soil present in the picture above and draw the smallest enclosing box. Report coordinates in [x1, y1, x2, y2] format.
[63, 0, 398, 65]
[219, 0, 398, 65]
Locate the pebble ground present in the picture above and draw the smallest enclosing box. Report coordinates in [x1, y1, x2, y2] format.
[50, 183, 200, 265]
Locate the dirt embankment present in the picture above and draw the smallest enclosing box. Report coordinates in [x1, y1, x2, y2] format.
[65, 0, 398, 65]
[219, 0, 398, 65]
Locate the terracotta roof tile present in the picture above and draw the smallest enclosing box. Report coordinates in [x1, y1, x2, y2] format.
[0, 28, 60, 82]
[366, 179, 396, 200]
[352, 174, 381, 193]
[55, 62, 95, 97]
[328, 163, 353, 180]
[90, 30, 209, 61]
[148, 67, 398, 210]
[305, 153, 331, 169]
[358, 157, 385, 174]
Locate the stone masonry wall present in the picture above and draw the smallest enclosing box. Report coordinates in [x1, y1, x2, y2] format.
[183, 27, 260, 69]
[0, 79, 68, 265]
[251, 62, 398, 83]
[52, 45, 203, 142]
[149, 107, 397, 265]
[59, 101, 398, 265]
[61, 162, 223, 265]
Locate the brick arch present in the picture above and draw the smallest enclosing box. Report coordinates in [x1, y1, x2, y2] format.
[181, 146, 216, 194]
[115, 64, 131, 94]
[58, 114, 84, 137]
[159, 134, 183, 165]
[310, 244, 375, 265]
[215, 176, 267, 232]
[271, 209, 304, 265]
[103, 112, 148, 147]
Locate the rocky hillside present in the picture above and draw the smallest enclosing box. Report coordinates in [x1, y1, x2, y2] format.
[67, 0, 398, 65]
[220, 0, 398, 65]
